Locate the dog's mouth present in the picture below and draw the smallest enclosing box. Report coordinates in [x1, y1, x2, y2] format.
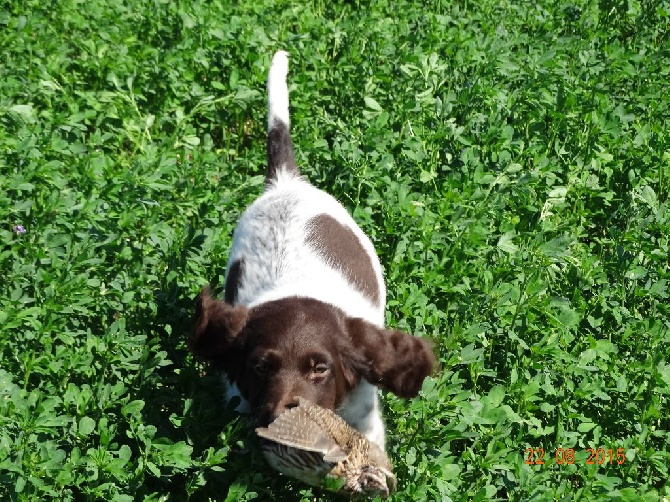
[256, 401, 303, 427]
[257, 395, 326, 426]
[255, 406, 275, 427]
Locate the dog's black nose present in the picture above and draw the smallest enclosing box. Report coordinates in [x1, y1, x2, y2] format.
[280, 401, 300, 415]
[270, 397, 300, 422]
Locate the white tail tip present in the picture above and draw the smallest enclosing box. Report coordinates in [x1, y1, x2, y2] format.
[267, 51, 290, 131]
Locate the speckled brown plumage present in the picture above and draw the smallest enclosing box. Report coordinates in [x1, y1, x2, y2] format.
[256, 397, 396, 498]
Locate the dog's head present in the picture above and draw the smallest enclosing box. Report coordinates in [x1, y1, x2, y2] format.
[190, 287, 435, 425]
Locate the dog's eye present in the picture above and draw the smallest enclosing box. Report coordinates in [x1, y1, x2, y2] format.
[253, 360, 272, 376]
[313, 363, 329, 376]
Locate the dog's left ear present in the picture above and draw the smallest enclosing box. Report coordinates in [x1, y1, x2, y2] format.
[189, 286, 248, 368]
[345, 318, 436, 398]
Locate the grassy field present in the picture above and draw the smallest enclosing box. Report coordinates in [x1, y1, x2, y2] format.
[1, 0, 669, 500]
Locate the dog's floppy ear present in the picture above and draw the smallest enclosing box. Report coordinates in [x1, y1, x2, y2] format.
[345, 318, 435, 398]
[189, 286, 248, 368]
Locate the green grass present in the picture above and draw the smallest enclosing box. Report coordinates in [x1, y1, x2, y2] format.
[1, 0, 669, 500]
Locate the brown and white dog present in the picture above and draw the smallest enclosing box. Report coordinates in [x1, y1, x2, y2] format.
[190, 51, 435, 449]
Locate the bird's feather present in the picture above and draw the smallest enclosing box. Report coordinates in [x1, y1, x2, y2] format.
[256, 404, 345, 459]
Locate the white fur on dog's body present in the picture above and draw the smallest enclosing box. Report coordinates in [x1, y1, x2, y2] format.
[229, 171, 385, 324]
[223, 53, 387, 448]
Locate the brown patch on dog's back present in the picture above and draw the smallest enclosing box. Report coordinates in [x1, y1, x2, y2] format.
[305, 214, 381, 306]
[225, 259, 244, 304]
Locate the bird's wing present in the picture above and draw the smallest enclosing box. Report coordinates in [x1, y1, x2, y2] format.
[322, 446, 348, 463]
[256, 405, 346, 460]
[296, 397, 365, 446]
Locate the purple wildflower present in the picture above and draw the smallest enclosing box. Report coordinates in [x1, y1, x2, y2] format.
[13, 224, 26, 234]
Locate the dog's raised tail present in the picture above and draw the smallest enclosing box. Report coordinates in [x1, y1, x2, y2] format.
[266, 51, 299, 184]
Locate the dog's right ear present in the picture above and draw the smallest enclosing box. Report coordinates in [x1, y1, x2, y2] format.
[189, 286, 248, 367]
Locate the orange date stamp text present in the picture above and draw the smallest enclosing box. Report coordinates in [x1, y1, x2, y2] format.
[525, 447, 626, 466]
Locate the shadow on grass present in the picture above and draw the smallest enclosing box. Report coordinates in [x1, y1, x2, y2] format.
[112, 227, 255, 497]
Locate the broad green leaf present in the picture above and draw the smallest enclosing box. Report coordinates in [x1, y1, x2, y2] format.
[78, 416, 96, 436]
[497, 232, 518, 254]
[364, 96, 382, 111]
